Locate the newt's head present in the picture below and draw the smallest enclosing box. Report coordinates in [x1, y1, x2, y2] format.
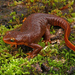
[3, 31, 20, 45]
[3, 31, 28, 46]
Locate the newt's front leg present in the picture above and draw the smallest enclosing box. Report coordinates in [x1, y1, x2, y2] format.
[26, 43, 42, 58]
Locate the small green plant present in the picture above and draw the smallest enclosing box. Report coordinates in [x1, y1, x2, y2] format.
[51, 9, 62, 16]
[67, 18, 73, 23]
[71, 13, 75, 17]
[9, 0, 23, 6]
[30, 0, 34, 3]
[10, 12, 16, 16]
[13, 16, 16, 20]
[9, 19, 13, 23]
[68, 7, 73, 13]
[21, 14, 24, 18]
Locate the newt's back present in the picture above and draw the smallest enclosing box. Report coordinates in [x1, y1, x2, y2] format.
[20, 13, 55, 32]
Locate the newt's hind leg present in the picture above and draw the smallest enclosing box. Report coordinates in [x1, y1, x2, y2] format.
[44, 24, 51, 45]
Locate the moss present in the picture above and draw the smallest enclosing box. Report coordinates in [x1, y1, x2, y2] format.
[67, 18, 74, 23]
[71, 13, 75, 17]
[10, 12, 16, 16]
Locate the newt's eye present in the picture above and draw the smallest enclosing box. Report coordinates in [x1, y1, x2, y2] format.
[10, 38, 15, 42]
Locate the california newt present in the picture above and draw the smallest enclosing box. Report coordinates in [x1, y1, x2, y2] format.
[3, 13, 75, 58]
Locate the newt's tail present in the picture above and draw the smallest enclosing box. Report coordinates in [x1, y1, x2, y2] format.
[47, 16, 75, 51]
[64, 28, 75, 51]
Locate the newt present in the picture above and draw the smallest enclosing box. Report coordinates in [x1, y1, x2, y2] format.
[3, 13, 75, 58]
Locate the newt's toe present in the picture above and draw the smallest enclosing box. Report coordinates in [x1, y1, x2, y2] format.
[26, 52, 32, 55]
[26, 54, 37, 58]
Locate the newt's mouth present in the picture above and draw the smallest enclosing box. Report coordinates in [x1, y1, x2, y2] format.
[3, 37, 17, 45]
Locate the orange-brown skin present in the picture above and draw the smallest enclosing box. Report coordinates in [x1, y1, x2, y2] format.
[3, 13, 75, 58]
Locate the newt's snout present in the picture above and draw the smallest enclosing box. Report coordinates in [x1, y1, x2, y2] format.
[3, 36, 9, 43]
[3, 35, 17, 45]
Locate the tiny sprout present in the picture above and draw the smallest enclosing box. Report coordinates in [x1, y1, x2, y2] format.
[13, 16, 16, 20]
[21, 14, 24, 18]
[10, 12, 16, 16]
[30, 0, 34, 3]
[9, 19, 12, 23]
